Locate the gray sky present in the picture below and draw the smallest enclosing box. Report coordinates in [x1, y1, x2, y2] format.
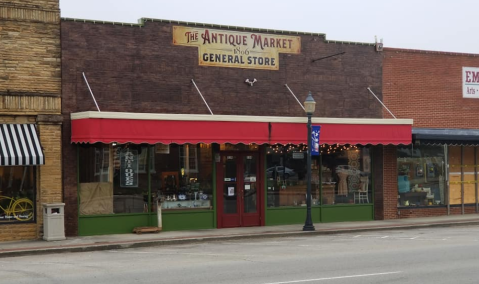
[59, 0, 478, 54]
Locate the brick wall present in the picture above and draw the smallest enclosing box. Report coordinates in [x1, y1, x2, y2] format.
[372, 146, 384, 219]
[383, 48, 479, 125]
[62, 115, 77, 236]
[61, 20, 383, 118]
[383, 48, 479, 220]
[381, 145, 398, 219]
[0, 0, 61, 115]
[0, 0, 61, 241]
[397, 206, 477, 218]
[61, 19, 384, 235]
[0, 224, 37, 241]
[38, 123, 63, 204]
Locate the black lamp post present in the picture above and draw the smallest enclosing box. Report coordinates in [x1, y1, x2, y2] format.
[303, 91, 316, 231]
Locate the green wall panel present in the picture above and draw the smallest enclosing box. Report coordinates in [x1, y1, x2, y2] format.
[79, 214, 150, 236]
[321, 205, 373, 223]
[78, 210, 215, 236]
[265, 207, 320, 226]
[162, 210, 215, 231]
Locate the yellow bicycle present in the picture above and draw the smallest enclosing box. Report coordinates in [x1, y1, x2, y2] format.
[0, 194, 34, 222]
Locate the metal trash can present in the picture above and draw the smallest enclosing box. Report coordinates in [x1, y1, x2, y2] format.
[43, 203, 66, 241]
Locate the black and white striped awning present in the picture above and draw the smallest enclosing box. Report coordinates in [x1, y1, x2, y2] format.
[0, 124, 45, 166]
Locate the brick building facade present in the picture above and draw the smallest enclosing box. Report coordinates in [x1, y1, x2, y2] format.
[1, 2, 476, 240]
[383, 48, 479, 219]
[0, 0, 62, 241]
[60, 19, 410, 236]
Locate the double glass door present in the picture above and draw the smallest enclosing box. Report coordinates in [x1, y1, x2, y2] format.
[216, 152, 261, 228]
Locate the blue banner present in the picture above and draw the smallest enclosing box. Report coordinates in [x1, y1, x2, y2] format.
[311, 125, 321, 156]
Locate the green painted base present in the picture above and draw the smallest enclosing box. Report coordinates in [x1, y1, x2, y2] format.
[78, 210, 215, 236]
[161, 210, 215, 231]
[321, 204, 374, 223]
[265, 205, 373, 226]
[79, 214, 150, 236]
[266, 206, 320, 226]
[78, 206, 373, 236]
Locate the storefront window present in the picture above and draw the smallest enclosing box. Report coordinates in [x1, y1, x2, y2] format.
[79, 143, 214, 215]
[397, 145, 446, 207]
[266, 144, 317, 207]
[152, 143, 213, 210]
[0, 166, 36, 223]
[266, 144, 371, 207]
[79, 143, 149, 215]
[321, 145, 371, 205]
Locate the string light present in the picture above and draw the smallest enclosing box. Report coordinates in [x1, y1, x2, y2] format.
[266, 143, 359, 155]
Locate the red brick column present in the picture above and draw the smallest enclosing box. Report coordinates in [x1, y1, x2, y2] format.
[383, 145, 398, 219]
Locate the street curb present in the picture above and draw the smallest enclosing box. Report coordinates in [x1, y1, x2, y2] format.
[1, 220, 479, 258]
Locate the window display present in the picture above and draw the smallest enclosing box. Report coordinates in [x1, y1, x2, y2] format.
[0, 166, 35, 223]
[152, 143, 213, 210]
[266, 144, 313, 207]
[79, 144, 148, 214]
[266, 144, 371, 207]
[321, 145, 371, 205]
[79, 143, 214, 215]
[397, 145, 446, 207]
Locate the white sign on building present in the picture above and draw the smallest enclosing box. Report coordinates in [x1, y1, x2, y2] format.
[463, 67, 479, 98]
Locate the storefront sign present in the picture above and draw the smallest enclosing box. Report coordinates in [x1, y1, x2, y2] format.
[292, 152, 304, 159]
[155, 144, 170, 154]
[463, 67, 479, 98]
[173, 26, 301, 70]
[311, 126, 321, 156]
[120, 149, 138, 187]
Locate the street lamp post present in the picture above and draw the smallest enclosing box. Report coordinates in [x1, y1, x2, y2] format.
[303, 92, 316, 231]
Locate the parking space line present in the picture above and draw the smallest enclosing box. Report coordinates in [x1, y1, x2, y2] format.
[261, 271, 402, 284]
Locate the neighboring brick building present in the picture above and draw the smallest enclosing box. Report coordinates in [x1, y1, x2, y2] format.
[61, 19, 411, 236]
[383, 48, 479, 219]
[0, 0, 62, 241]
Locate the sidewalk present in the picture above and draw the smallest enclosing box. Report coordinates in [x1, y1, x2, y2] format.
[1, 214, 479, 258]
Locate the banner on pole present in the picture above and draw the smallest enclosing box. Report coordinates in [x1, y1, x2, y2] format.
[311, 126, 321, 156]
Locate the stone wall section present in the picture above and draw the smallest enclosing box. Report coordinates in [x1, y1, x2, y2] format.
[0, 0, 61, 241]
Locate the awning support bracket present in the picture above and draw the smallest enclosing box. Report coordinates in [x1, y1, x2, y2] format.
[284, 84, 305, 111]
[367, 87, 396, 119]
[191, 79, 214, 115]
[82, 72, 101, 112]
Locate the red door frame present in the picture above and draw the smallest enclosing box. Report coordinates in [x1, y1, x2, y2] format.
[216, 150, 264, 228]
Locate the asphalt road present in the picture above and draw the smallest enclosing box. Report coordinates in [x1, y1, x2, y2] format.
[1, 225, 479, 284]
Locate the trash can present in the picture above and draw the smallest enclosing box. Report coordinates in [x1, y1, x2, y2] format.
[43, 203, 66, 241]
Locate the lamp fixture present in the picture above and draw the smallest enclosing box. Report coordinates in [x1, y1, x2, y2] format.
[304, 91, 316, 114]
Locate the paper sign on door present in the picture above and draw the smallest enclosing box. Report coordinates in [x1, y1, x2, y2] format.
[245, 184, 251, 191]
[228, 187, 235, 196]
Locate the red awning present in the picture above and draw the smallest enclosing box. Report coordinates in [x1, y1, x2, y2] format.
[71, 112, 413, 145]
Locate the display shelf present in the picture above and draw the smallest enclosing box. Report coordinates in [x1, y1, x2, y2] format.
[162, 199, 211, 209]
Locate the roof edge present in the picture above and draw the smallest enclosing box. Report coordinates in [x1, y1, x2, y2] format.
[61, 17, 326, 36]
[384, 47, 479, 57]
[60, 17, 375, 46]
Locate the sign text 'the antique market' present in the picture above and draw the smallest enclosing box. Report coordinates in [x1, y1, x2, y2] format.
[173, 26, 301, 70]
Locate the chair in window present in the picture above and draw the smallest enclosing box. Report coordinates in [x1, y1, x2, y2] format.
[354, 176, 369, 204]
